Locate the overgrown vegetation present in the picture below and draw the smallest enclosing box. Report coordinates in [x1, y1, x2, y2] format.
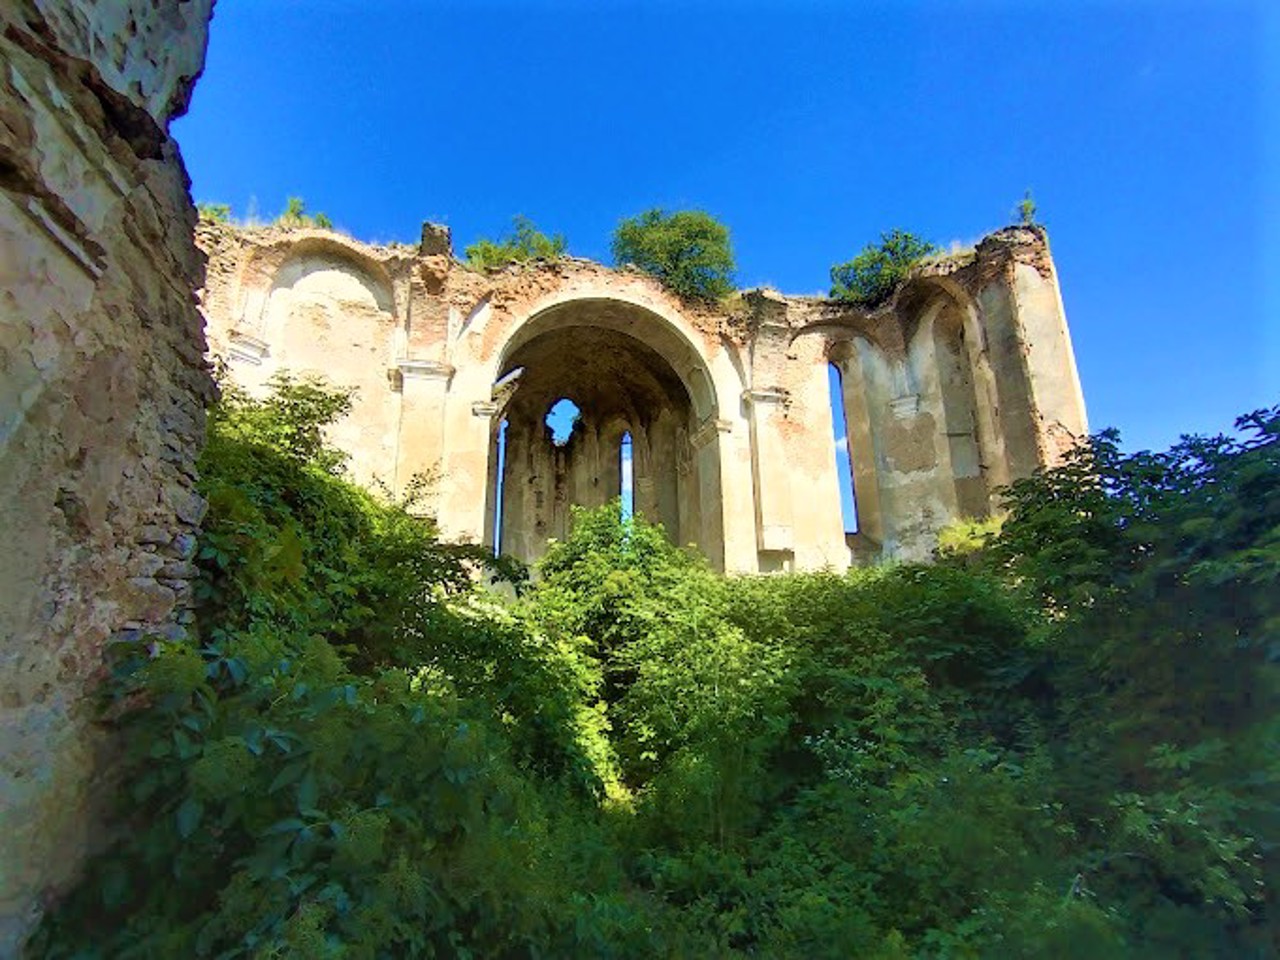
[276, 196, 334, 230]
[612, 208, 736, 303]
[830, 228, 938, 308]
[464, 215, 567, 272]
[197, 202, 232, 223]
[1017, 189, 1038, 225]
[32, 375, 1277, 958]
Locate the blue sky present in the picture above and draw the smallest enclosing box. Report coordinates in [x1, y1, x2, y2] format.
[176, 0, 1275, 455]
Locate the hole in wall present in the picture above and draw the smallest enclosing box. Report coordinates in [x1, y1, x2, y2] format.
[545, 398, 580, 446]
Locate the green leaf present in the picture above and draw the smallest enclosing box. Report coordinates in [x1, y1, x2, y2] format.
[176, 797, 203, 838]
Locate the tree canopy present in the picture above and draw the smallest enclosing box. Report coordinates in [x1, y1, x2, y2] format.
[829, 228, 937, 307]
[611, 208, 736, 302]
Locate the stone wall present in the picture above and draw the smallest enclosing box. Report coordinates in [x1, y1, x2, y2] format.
[200, 220, 1088, 573]
[0, 2, 214, 952]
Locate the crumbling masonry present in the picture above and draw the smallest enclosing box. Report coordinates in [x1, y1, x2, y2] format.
[1, 1, 215, 952]
[199, 220, 1087, 572]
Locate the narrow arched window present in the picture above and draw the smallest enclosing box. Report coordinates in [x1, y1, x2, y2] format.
[828, 363, 859, 534]
[620, 431, 634, 520]
[492, 417, 508, 555]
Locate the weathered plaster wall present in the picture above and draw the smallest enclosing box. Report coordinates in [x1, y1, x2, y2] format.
[200, 221, 1087, 576]
[0, 2, 213, 952]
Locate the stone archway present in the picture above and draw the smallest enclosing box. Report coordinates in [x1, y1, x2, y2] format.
[482, 297, 726, 567]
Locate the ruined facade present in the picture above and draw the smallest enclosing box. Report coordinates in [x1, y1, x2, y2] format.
[199, 221, 1087, 573]
[0, 1, 214, 951]
[0, 4, 1087, 943]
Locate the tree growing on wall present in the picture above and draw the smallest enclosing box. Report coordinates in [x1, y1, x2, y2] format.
[276, 196, 334, 229]
[611, 208, 736, 303]
[829, 228, 937, 308]
[1016, 189, 1038, 225]
[196, 202, 231, 223]
[465, 215, 567, 272]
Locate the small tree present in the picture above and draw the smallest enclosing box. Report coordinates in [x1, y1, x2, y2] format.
[464, 215, 567, 272]
[276, 196, 334, 229]
[829, 229, 937, 308]
[1017, 189, 1038, 225]
[611, 208, 736, 303]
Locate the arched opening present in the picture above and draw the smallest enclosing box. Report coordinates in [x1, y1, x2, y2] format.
[235, 244, 398, 488]
[930, 298, 993, 518]
[827, 338, 884, 548]
[489, 298, 723, 567]
[827, 363, 859, 534]
[491, 418, 508, 555]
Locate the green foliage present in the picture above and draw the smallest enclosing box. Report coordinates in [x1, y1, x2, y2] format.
[197, 202, 232, 223]
[34, 391, 1277, 957]
[1017, 189, 1038, 225]
[276, 196, 334, 229]
[935, 513, 1004, 563]
[611, 208, 736, 302]
[830, 228, 938, 307]
[464, 215, 566, 272]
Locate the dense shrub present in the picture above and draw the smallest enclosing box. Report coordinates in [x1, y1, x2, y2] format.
[611, 208, 736, 302]
[32, 381, 1277, 957]
[197, 202, 232, 223]
[464, 215, 566, 272]
[830, 228, 937, 307]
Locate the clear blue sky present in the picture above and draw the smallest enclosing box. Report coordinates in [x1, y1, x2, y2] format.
[175, 0, 1276, 454]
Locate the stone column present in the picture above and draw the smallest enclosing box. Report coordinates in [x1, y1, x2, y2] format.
[692, 416, 739, 572]
[1009, 257, 1089, 463]
[393, 359, 454, 506]
[744, 388, 795, 559]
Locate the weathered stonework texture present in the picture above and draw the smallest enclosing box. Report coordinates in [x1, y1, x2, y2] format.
[200, 221, 1088, 573]
[0, 2, 214, 952]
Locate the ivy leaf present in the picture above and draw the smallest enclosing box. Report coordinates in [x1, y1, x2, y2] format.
[269, 760, 308, 794]
[176, 798, 203, 838]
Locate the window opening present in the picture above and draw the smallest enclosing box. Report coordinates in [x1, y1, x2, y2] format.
[492, 418, 508, 555]
[545, 398, 580, 446]
[620, 431, 634, 520]
[828, 363, 859, 534]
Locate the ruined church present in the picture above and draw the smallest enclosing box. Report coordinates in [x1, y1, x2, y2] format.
[198, 219, 1087, 573]
[0, 1, 1095, 946]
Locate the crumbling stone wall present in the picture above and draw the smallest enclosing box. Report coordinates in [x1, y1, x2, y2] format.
[200, 220, 1088, 573]
[0, 2, 214, 952]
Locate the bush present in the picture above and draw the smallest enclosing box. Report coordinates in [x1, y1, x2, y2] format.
[33, 383, 1275, 957]
[611, 208, 736, 302]
[829, 228, 937, 307]
[197, 202, 231, 223]
[464, 215, 566, 272]
[276, 196, 334, 229]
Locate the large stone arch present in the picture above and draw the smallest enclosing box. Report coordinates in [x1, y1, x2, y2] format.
[221, 237, 402, 487]
[902, 280, 1003, 518]
[477, 292, 728, 567]
[231, 234, 397, 332]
